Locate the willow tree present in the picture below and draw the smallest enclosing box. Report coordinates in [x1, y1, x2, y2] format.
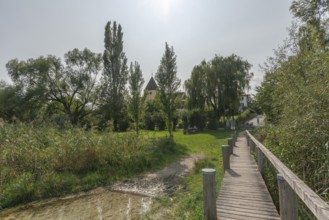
[101, 21, 128, 131]
[184, 60, 208, 111]
[185, 54, 252, 121]
[155, 43, 181, 138]
[214, 54, 252, 119]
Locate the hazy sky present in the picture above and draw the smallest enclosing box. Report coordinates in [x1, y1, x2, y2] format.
[0, 0, 294, 92]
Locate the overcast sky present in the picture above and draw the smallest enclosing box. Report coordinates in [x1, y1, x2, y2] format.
[0, 0, 294, 92]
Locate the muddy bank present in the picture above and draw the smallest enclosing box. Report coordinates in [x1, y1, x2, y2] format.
[0, 188, 151, 220]
[0, 154, 203, 219]
[110, 154, 203, 196]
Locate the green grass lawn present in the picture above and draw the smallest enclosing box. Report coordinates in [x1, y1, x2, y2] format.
[144, 129, 231, 220]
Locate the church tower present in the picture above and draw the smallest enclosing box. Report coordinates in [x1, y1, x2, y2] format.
[145, 76, 158, 101]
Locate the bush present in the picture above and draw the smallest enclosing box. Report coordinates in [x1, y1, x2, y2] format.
[204, 111, 218, 130]
[189, 109, 206, 130]
[154, 112, 166, 131]
[144, 112, 155, 130]
[236, 109, 257, 126]
[1, 173, 35, 208]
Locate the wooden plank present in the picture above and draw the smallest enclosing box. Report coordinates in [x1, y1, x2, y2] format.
[246, 131, 329, 220]
[217, 204, 280, 217]
[217, 200, 279, 213]
[217, 207, 280, 220]
[217, 135, 280, 219]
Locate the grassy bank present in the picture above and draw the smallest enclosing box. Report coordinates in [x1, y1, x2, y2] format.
[0, 123, 230, 218]
[146, 129, 231, 219]
[0, 123, 183, 210]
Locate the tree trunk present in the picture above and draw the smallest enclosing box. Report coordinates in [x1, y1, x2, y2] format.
[168, 111, 173, 138]
[113, 119, 118, 131]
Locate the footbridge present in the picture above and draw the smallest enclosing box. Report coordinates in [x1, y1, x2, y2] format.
[202, 131, 329, 220]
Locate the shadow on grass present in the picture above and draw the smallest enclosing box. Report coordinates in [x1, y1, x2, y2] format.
[146, 137, 188, 173]
[192, 128, 233, 140]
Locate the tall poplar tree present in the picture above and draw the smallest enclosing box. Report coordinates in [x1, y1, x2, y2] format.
[155, 43, 181, 138]
[128, 61, 144, 133]
[101, 21, 128, 131]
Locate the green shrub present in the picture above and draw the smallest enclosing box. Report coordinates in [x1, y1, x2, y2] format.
[154, 112, 166, 131]
[1, 173, 35, 208]
[189, 109, 206, 130]
[144, 112, 156, 130]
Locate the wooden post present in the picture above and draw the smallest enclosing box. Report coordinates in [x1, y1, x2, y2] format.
[257, 147, 264, 176]
[222, 145, 231, 170]
[227, 138, 233, 155]
[230, 134, 235, 147]
[246, 135, 250, 146]
[234, 131, 238, 144]
[231, 134, 236, 146]
[277, 174, 298, 220]
[202, 168, 217, 220]
[250, 140, 255, 154]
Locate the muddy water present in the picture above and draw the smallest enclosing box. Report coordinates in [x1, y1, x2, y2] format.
[0, 155, 203, 220]
[0, 188, 152, 220]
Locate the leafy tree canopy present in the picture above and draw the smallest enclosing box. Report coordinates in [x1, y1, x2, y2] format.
[6, 48, 102, 125]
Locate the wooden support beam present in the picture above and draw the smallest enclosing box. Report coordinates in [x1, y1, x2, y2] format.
[202, 168, 217, 220]
[222, 145, 231, 171]
[250, 140, 255, 154]
[277, 174, 298, 220]
[227, 138, 233, 155]
[257, 146, 265, 176]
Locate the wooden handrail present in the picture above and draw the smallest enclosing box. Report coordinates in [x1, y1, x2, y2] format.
[246, 130, 329, 220]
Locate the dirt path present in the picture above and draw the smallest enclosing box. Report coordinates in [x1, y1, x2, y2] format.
[109, 153, 204, 196]
[0, 154, 204, 220]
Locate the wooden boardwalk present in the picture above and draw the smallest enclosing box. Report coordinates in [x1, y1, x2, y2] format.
[216, 135, 280, 220]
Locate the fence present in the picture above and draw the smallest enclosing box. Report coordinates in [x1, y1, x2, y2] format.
[246, 130, 329, 220]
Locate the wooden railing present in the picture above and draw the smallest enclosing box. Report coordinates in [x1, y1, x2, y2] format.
[246, 130, 329, 220]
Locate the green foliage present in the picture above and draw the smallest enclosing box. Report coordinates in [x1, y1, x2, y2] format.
[100, 21, 129, 131]
[257, 43, 329, 194]
[128, 61, 145, 133]
[184, 61, 207, 111]
[290, 0, 329, 25]
[1, 173, 35, 208]
[188, 109, 206, 130]
[155, 42, 181, 137]
[144, 112, 156, 130]
[0, 84, 37, 122]
[207, 111, 219, 130]
[0, 122, 177, 209]
[235, 109, 257, 126]
[185, 54, 253, 121]
[255, 1, 329, 203]
[5, 48, 102, 125]
[154, 111, 166, 131]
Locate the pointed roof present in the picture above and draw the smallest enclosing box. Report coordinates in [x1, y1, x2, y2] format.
[145, 76, 158, 90]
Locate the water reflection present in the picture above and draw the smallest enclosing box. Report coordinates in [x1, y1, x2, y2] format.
[0, 188, 152, 220]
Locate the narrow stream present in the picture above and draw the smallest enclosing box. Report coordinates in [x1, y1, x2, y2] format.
[0, 188, 152, 220]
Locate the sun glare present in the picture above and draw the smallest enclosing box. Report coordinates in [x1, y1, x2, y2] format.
[163, 0, 171, 15]
[144, 0, 175, 17]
